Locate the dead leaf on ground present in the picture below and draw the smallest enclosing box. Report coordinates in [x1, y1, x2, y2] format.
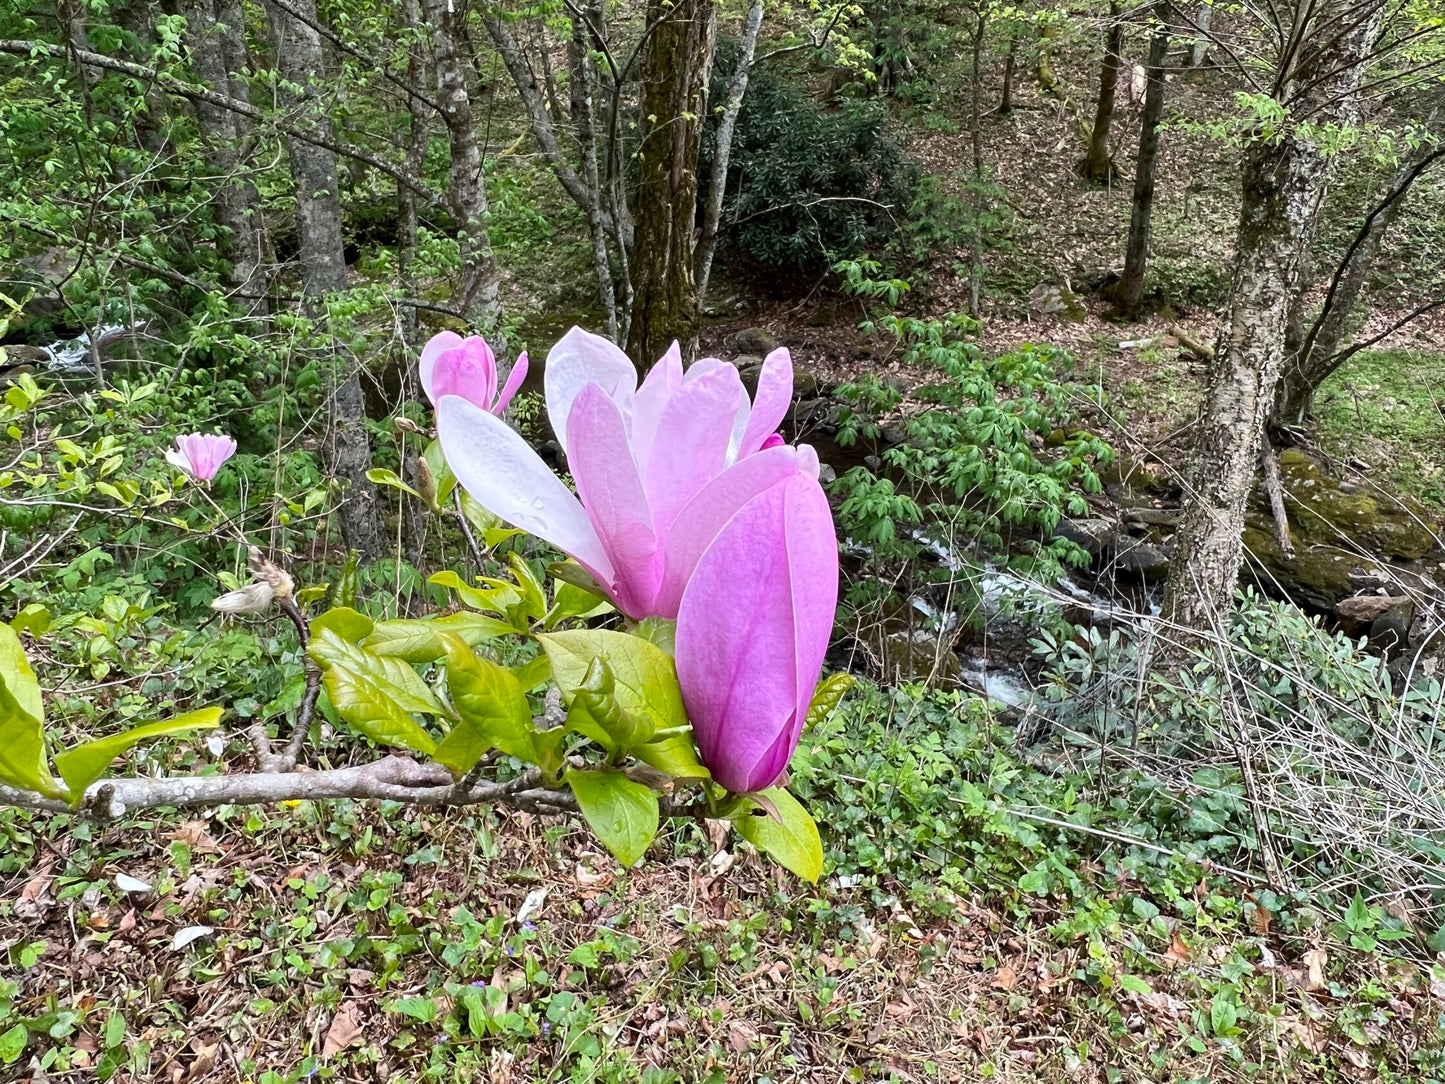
[322, 1002, 365, 1058]
[168, 821, 223, 854]
[1246, 893, 1273, 935]
[1163, 931, 1191, 966]
[991, 965, 1020, 991]
[728, 1020, 759, 1052]
[15, 864, 55, 920]
[185, 1041, 219, 1081]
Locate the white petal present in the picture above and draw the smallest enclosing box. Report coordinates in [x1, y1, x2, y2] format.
[436, 395, 614, 584]
[164, 447, 194, 476]
[544, 327, 637, 454]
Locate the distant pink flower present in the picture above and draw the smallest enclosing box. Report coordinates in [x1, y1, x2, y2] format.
[435, 327, 800, 618]
[165, 433, 236, 483]
[420, 331, 528, 416]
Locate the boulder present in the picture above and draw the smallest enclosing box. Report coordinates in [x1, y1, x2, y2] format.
[1027, 282, 1087, 323]
[1112, 539, 1171, 580]
[1057, 517, 1121, 557]
[734, 327, 780, 356]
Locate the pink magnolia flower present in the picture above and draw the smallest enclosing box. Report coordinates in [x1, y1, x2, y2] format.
[420, 331, 529, 416]
[436, 327, 800, 619]
[165, 433, 237, 483]
[675, 470, 838, 793]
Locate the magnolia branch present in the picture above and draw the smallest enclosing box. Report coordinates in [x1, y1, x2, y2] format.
[0, 756, 582, 817]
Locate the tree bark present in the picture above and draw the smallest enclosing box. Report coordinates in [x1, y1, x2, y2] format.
[181, 0, 265, 306]
[695, 0, 763, 310]
[1189, 2, 1212, 67]
[968, 8, 987, 317]
[264, 0, 383, 559]
[421, 0, 500, 329]
[569, 4, 620, 338]
[1116, 6, 1171, 320]
[626, 0, 717, 365]
[1078, 0, 1123, 184]
[1162, 0, 1386, 633]
[997, 35, 1015, 115]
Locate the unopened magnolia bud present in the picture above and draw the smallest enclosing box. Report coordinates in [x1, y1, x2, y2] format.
[247, 547, 295, 601]
[394, 416, 421, 435]
[211, 580, 275, 615]
[415, 456, 437, 508]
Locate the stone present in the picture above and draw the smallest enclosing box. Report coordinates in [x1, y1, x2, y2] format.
[733, 354, 765, 396]
[1027, 282, 1087, 323]
[817, 462, 837, 485]
[1123, 507, 1180, 527]
[1056, 517, 1120, 557]
[1268, 449, 1439, 561]
[1112, 539, 1171, 580]
[733, 327, 780, 356]
[1336, 593, 1415, 641]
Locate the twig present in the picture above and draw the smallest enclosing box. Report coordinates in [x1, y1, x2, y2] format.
[1261, 444, 1295, 558]
[277, 595, 320, 769]
[454, 487, 487, 571]
[1169, 324, 1214, 360]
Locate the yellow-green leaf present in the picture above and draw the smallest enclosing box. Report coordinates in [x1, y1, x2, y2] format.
[433, 636, 535, 772]
[311, 606, 375, 644]
[539, 630, 686, 734]
[53, 708, 222, 802]
[362, 611, 515, 663]
[567, 768, 659, 867]
[732, 788, 823, 882]
[804, 672, 855, 732]
[321, 662, 436, 755]
[308, 629, 440, 716]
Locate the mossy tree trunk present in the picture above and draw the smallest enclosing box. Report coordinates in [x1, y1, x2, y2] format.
[1116, 4, 1171, 320]
[625, 0, 716, 365]
[1162, 0, 1385, 634]
[1078, 0, 1123, 184]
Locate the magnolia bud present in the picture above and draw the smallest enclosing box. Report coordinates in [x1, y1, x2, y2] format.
[211, 580, 276, 615]
[414, 456, 437, 509]
[247, 546, 295, 601]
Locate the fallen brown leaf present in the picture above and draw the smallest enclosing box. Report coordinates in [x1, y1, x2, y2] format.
[991, 965, 1020, 991]
[322, 1002, 365, 1058]
[1303, 947, 1328, 991]
[1163, 931, 1191, 966]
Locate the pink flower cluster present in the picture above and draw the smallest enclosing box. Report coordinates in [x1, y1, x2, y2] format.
[428, 328, 838, 794]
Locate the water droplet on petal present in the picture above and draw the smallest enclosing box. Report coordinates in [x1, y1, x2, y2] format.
[531, 497, 545, 510]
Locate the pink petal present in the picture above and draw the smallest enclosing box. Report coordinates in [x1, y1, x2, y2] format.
[653, 444, 811, 619]
[435, 395, 615, 589]
[760, 433, 786, 450]
[737, 348, 794, 459]
[630, 341, 684, 472]
[418, 330, 464, 403]
[642, 366, 742, 538]
[676, 473, 837, 792]
[492, 351, 530, 416]
[545, 327, 637, 454]
[431, 339, 499, 411]
[566, 384, 659, 618]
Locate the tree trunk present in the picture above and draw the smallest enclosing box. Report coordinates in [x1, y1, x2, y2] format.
[421, 0, 500, 329]
[1189, 2, 1212, 67]
[181, 0, 265, 306]
[265, 0, 383, 559]
[1036, 19, 1063, 99]
[1275, 137, 1445, 424]
[695, 0, 762, 310]
[569, 4, 619, 338]
[997, 35, 1015, 115]
[625, 0, 716, 365]
[1078, 0, 1123, 184]
[1116, 7, 1171, 320]
[1162, 0, 1385, 632]
[968, 9, 987, 316]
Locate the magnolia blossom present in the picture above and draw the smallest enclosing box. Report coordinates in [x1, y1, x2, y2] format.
[420, 331, 528, 416]
[436, 327, 799, 618]
[675, 469, 838, 793]
[165, 433, 237, 483]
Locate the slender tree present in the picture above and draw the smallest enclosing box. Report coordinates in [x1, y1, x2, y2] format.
[264, 0, 384, 559]
[1116, 3, 1171, 319]
[1078, 0, 1124, 184]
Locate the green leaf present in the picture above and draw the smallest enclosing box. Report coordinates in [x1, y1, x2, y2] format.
[1119, 974, 1153, 996]
[423, 439, 457, 510]
[332, 550, 362, 609]
[309, 629, 440, 716]
[310, 606, 375, 644]
[804, 672, 855, 732]
[633, 617, 676, 656]
[367, 467, 422, 500]
[0, 622, 43, 722]
[433, 637, 535, 772]
[635, 729, 710, 782]
[10, 603, 50, 636]
[547, 560, 607, 597]
[321, 661, 436, 756]
[566, 769, 659, 867]
[53, 708, 222, 801]
[0, 1023, 25, 1066]
[508, 553, 548, 620]
[544, 580, 611, 629]
[732, 788, 823, 883]
[511, 653, 552, 691]
[429, 570, 524, 621]
[390, 997, 439, 1023]
[539, 630, 686, 734]
[362, 612, 516, 663]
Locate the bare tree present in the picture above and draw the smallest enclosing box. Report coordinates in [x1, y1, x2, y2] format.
[1078, 0, 1124, 184]
[1163, 0, 1387, 631]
